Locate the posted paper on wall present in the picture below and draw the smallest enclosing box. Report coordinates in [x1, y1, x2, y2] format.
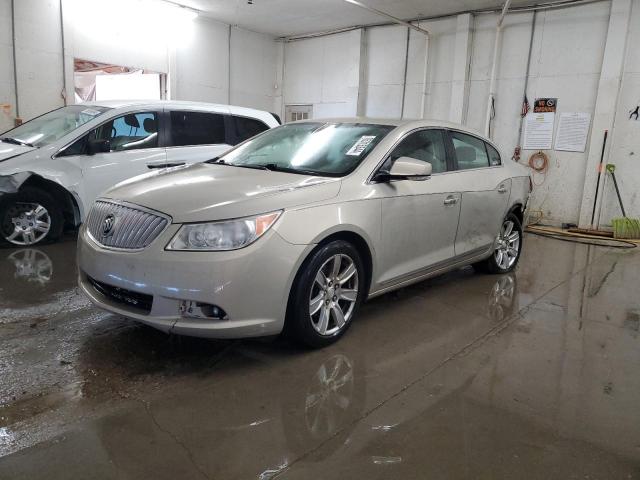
[554, 112, 591, 152]
[523, 112, 555, 150]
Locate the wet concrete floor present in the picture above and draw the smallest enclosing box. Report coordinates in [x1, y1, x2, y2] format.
[0, 233, 639, 479]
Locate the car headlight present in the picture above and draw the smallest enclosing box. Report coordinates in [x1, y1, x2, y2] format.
[166, 210, 282, 251]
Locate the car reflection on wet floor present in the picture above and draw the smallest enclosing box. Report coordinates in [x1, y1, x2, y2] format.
[0, 233, 639, 479]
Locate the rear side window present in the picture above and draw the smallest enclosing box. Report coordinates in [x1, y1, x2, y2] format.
[451, 131, 490, 170]
[169, 111, 226, 147]
[486, 142, 502, 166]
[232, 116, 269, 144]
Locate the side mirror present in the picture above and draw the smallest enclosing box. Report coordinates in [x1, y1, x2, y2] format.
[375, 157, 432, 182]
[87, 138, 111, 155]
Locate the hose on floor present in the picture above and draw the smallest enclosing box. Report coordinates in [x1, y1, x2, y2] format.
[526, 226, 637, 249]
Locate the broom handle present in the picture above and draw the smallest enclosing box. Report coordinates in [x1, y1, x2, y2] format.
[590, 130, 608, 227]
[610, 171, 627, 217]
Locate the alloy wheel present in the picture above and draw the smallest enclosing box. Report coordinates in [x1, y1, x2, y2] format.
[494, 219, 520, 270]
[309, 254, 359, 336]
[2, 202, 52, 246]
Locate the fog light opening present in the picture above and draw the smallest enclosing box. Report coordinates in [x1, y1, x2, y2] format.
[180, 301, 228, 320]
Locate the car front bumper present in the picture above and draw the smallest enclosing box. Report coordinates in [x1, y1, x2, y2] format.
[77, 224, 309, 339]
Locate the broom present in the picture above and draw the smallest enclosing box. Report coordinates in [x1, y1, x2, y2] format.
[606, 164, 640, 239]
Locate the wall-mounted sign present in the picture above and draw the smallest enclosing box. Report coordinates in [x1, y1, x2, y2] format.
[554, 112, 591, 152]
[523, 112, 555, 150]
[533, 98, 557, 113]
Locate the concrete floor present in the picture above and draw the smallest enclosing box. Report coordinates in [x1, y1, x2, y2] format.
[0, 233, 639, 479]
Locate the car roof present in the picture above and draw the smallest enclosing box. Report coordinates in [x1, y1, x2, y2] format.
[81, 99, 269, 114]
[289, 117, 491, 140]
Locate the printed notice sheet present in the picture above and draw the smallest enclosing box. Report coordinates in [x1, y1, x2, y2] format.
[554, 112, 591, 152]
[523, 112, 555, 150]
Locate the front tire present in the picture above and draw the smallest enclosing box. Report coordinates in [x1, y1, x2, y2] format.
[287, 240, 365, 348]
[474, 213, 523, 274]
[0, 187, 64, 247]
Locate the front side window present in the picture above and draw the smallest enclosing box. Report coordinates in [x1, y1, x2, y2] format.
[451, 131, 490, 170]
[232, 116, 269, 144]
[170, 111, 226, 147]
[0, 105, 110, 148]
[218, 122, 394, 177]
[387, 129, 448, 174]
[94, 112, 158, 152]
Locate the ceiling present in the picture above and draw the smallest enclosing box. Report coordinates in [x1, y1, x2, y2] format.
[175, 0, 555, 37]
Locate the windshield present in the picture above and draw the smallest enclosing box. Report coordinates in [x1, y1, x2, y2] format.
[0, 105, 111, 148]
[218, 122, 394, 176]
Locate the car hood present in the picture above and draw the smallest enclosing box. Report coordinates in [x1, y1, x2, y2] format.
[102, 163, 342, 223]
[0, 143, 36, 163]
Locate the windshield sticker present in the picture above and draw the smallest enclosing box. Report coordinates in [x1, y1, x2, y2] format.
[346, 135, 376, 156]
[81, 108, 102, 116]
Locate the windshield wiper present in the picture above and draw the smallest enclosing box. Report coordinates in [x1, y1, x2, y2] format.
[252, 163, 325, 176]
[0, 137, 35, 148]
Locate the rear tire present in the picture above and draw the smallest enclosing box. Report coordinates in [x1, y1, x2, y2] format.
[0, 187, 64, 247]
[473, 213, 523, 274]
[286, 240, 365, 348]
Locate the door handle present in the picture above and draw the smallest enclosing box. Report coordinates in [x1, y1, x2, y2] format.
[147, 162, 185, 169]
[444, 196, 458, 206]
[498, 185, 508, 194]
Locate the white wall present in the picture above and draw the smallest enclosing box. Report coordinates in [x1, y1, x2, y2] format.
[0, 0, 280, 133]
[283, 30, 361, 118]
[600, 0, 640, 223]
[281, 0, 640, 227]
[0, 0, 15, 132]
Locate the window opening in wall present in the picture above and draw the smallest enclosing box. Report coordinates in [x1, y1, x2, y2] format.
[285, 104, 313, 123]
[73, 58, 167, 103]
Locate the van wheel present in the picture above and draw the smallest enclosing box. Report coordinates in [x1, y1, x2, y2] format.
[0, 187, 64, 247]
[473, 213, 523, 274]
[287, 240, 365, 348]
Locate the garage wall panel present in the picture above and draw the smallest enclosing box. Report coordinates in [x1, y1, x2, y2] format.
[0, 0, 14, 132]
[12, 0, 64, 122]
[365, 25, 406, 118]
[174, 18, 230, 104]
[230, 27, 278, 112]
[283, 30, 360, 118]
[600, 0, 640, 223]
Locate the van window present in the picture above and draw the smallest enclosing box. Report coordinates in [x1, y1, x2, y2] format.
[169, 111, 226, 147]
[58, 111, 158, 156]
[232, 116, 269, 144]
[94, 112, 158, 152]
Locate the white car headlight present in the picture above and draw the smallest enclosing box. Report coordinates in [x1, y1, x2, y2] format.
[166, 211, 282, 251]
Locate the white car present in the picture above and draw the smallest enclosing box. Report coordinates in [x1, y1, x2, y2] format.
[0, 100, 280, 246]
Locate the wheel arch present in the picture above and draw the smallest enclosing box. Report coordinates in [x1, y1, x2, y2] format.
[20, 174, 82, 227]
[507, 203, 524, 226]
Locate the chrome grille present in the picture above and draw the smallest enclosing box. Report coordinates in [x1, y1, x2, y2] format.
[86, 201, 169, 250]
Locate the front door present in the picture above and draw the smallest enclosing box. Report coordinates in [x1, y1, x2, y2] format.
[72, 111, 165, 206]
[375, 129, 461, 285]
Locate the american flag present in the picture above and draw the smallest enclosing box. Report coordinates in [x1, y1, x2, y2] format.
[521, 95, 530, 117]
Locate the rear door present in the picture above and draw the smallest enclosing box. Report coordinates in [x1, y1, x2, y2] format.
[375, 128, 462, 285]
[163, 109, 232, 167]
[446, 130, 511, 256]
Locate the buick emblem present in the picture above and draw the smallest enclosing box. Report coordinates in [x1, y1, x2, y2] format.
[102, 214, 116, 237]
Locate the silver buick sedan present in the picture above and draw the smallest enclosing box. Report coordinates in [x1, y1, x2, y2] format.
[78, 118, 530, 347]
